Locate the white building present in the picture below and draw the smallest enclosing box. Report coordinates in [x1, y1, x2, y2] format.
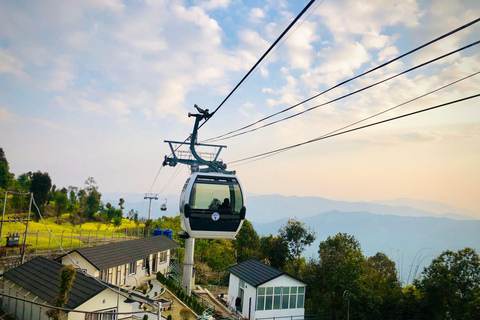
[59, 235, 179, 286]
[1, 256, 155, 320]
[227, 259, 307, 320]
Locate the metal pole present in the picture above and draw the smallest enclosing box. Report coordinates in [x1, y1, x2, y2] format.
[61, 230, 65, 248]
[70, 230, 74, 251]
[182, 237, 195, 295]
[21, 193, 33, 264]
[79, 230, 82, 248]
[88, 230, 91, 247]
[0, 190, 7, 243]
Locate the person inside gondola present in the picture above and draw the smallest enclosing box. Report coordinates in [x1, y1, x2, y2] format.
[219, 198, 232, 213]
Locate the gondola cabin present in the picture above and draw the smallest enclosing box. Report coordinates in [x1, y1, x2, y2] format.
[179, 172, 246, 239]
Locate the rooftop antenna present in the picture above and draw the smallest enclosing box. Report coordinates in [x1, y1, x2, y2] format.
[144, 193, 158, 220]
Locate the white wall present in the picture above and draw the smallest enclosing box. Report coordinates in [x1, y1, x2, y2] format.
[61, 252, 98, 277]
[228, 273, 306, 320]
[254, 275, 306, 320]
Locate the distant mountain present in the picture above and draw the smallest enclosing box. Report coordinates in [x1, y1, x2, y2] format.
[251, 211, 480, 284]
[373, 198, 478, 220]
[246, 194, 478, 223]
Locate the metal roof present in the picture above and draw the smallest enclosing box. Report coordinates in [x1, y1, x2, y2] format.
[68, 235, 180, 271]
[2, 256, 107, 310]
[227, 259, 306, 288]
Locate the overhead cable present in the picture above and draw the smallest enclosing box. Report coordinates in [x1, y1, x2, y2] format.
[229, 93, 480, 165]
[203, 17, 480, 143]
[230, 71, 480, 167]
[197, 0, 317, 130]
[209, 39, 480, 142]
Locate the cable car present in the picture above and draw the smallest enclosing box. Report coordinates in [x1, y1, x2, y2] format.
[179, 172, 246, 239]
[161, 198, 167, 211]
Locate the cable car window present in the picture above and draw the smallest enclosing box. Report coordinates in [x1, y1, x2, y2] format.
[189, 176, 243, 214]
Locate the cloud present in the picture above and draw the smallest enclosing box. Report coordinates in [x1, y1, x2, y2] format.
[197, 0, 231, 10]
[0, 108, 16, 122]
[284, 21, 319, 70]
[249, 8, 265, 24]
[0, 49, 27, 79]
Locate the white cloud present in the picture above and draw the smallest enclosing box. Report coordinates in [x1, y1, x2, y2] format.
[0, 49, 27, 79]
[378, 46, 400, 62]
[41, 56, 76, 92]
[0, 108, 16, 122]
[198, 0, 231, 10]
[284, 21, 319, 70]
[249, 8, 265, 24]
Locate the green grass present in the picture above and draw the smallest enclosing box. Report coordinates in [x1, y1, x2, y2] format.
[0, 214, 145, 252]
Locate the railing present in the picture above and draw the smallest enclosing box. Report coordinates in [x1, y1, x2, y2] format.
[255, 314, 332, 320]
[190, 290, 215, 317]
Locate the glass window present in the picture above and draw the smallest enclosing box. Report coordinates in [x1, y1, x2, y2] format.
[297, 294, 305, 308]
[298, 287, 305, 294]
[257, 296, 265, 311]
[274, 287, 281, 294]
[258, 287, 265, 295]
[239, 280, 245, 288]
[189, 176, 243, 214]
[273, 295, 281, 310]
[283, 287, 289, 294]
[266, 287, 273, 295]
[265, 296, 273, 310]
[282, 294, 289, 309]
[291, 287, 297, 294]
[289, 294, 297, 309]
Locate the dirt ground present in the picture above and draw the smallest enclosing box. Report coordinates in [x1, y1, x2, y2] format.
[160, 290, 197, 320]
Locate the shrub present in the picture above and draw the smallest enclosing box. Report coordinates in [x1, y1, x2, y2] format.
[167, 315, 173, 320]
[143, 315, 148, 320]
[180, 308, 190, 320]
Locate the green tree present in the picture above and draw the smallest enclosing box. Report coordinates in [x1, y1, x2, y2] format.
[55, 192, 68, 219]
[303, 233, 366, 318]
[0, 147, 13, 189]
[46, 265, 76, 320]
[84, 188, 101, 220]
[30, 171, 52, 221]
[113, 216, 123, 228]
[233, 219, 260, 263]
[279, 218, 316, 276]
[17, 172, 32, 191]
[414, 247, 480, 319]
[260, 234, 289, 270]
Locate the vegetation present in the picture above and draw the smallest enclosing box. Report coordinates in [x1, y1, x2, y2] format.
[45, 265, 76, 320]
[157, 272, 206, 315]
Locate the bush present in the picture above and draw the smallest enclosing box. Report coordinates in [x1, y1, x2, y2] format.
[180, 308, 190, 320]
[167, 315, 173, 320]
[143, 315, 148, 320]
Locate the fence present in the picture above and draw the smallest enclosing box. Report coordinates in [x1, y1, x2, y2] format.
[255, 314, 332, 320]
[0, 226, 154, 273]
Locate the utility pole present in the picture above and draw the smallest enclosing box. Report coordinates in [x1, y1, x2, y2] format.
[20, 193, 33, 264]
[144, 193, 158, 220]
[1, 191, 32, 242]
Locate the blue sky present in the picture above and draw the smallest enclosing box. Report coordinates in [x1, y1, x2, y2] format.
[1, 0, 479, 215]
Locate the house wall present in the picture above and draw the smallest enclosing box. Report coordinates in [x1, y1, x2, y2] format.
[2, 280, 64, 320]
[71, 288, 142, 320]
[61, 249, 172, 286]
[2, 279, 152, 320]
[254, 276, 306, 320]
[226, 274, 257, 319]
[61, 252, 98, 277]
[228, 274, 306, 320]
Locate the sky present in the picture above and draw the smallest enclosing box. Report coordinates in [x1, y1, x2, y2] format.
[1, 0, 479, 216]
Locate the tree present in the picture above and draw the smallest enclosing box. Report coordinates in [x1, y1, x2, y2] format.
[113, 216, 123, 228]
[180, 308, 190, 320]
[46, 265, 76, 320]
[303, 233, 366, 318]
[84, 188, 101, 220]
[259, 234, 289, 270]
[279, 218, 316, 261]
[232, 219, 260, 263]
[55, 192, 68, 219]
[30, 171, 52, 221]
[0, 147, 13, 189]
[414, 247, 480, 319]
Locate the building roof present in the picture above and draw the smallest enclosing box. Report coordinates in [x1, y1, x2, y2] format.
[66, 235, 180, 270]
[2, 256, 107, 310]
[227, 259, 306, 288]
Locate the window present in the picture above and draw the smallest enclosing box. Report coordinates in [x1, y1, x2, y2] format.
[159, 251, 167, 263]
[128, 261, 136, 275]
[257, 286, 306, 311]
[85, 308, 117, 320]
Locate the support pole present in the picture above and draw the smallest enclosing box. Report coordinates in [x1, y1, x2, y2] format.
[144, 194, 158, 220]
[21, 193, 33, 264]
[182, 237, 195, 295]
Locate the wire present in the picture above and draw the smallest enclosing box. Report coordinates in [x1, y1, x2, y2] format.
[203, 17, 480, 143]
[229, 93, 480, 165]
[208, 39, 480, 142]
[30, 196, 158, 310]
[197, 0, 318, 130]
[231, 70, 480, 168]
[148, 165, 163, 193]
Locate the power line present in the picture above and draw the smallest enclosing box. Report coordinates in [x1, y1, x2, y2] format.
[231, 70, 480, 168]
[203, 17, 480, 143]
[197, 0, 317, 130]
[229, 93, 480, 165]
[208, 39, 480, 142]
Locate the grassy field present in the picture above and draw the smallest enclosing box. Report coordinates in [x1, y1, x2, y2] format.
[0, 213, 145, 252]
